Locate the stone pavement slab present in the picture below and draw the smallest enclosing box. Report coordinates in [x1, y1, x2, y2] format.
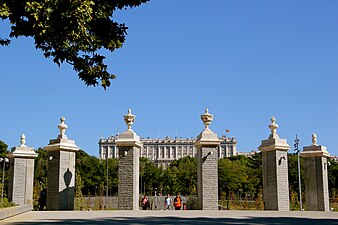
[1, 210, 338, 225]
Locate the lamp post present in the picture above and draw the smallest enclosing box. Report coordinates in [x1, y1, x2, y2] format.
[0, 158, 9, 208]
[294, 135, 302, 211]
[154, 187, 158, 209]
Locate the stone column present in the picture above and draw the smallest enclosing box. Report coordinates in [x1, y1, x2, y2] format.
[7, 134, 37, 205]
[258, 117, 290, 211]
[232, 143, 237, 156]
[115, 109, 142, 210]
[45, 117, 79, 210]
[301, 133, 330, 211]
[194, 109, 221, 210]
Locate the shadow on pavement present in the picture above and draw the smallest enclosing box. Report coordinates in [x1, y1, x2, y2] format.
[8, 216, 338, 225]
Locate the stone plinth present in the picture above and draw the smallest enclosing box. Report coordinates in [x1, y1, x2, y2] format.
[7, 136, 37, 205]
[194, 109, 221, 210]
[301, 135, 330, 211]
[115, 109, 142, 210]
[258, 117, 290, 211]
[45, 117, 79, 210]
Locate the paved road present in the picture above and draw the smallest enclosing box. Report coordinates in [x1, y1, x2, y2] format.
[2, 210, 338, 225]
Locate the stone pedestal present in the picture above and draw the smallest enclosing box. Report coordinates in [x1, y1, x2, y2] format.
[7, 135, 37, 205]
[194, 109, 221, 210]
[258, 117, 290, 211]
[301, 134, 330, 211]
[115, 109, 142, 210]
[45, 117, 79, 210]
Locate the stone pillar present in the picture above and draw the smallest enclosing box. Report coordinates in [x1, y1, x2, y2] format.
[115, 109, 142, 210]
[232, 142, 237, 156]
[7, 134, 37, 205]
[194, 109, 221, 210]
[45, 117, 79, 210]
[258, 117, 290, 211]
[301, 133, 330, 211]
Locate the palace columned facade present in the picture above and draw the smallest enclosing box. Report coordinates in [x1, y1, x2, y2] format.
[99, 135, 237, 167]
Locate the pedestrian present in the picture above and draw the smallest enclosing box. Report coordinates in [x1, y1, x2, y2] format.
[164, 194, 171, 210]
[173, 194, 182, 210]
[181, 195, 187, 210]
[38, 188, 47, 211]
[141, 195, 149, 210]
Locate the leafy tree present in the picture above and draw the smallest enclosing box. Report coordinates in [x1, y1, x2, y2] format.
[107, 158, 118, 195]
[162, 165, 179, 195]
[328, 158, 338, 198]
[32, 147, 48, 210]
[34, 147, 48, 187]
[288, 153, 304, 206]
[140, 157, 163, 195]
[75, 150, 118, 196]
[75, 170, 84, 210]
[227, 153, 262, 198]
[168, 156, 197, 195]
[218, 158, 248, 197]
[0, 140, 8, 158]
[0, 0, 149, 89]
[76, 150, 105, 195]
[243, 153, 262, 197]
[0, 140, 9, 205]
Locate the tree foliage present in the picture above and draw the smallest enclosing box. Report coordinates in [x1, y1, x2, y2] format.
[75, 149, 118, 196]
[0, 140, 8, 158]
[0, 140, 9, 204]
[140, 157, 163, 195]
[140, 156, 197, 196]
[165, 156, 197, 195]
[288, 153, 304, 197]
[218, 154, 262, 199]
[34, 147, 48, 187]
[0, 0, 149, 89]
[328, 158, 338, 198]
[219, 158, 248, 194]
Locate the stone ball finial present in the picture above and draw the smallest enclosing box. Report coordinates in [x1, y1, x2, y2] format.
[268, 116, 279, 139]
[20, 134, 26, 147]
[123, 108, 135, 130]
[201, 108, 213, 130]
[57, 116, 68, 139]
[312, 133, 317, 146]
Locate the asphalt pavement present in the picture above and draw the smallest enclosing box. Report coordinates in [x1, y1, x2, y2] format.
[2, 210, 338, 225]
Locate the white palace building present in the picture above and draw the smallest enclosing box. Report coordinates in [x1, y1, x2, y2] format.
[99, 135, 237, 167]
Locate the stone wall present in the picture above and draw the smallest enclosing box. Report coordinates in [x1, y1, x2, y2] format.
[8, 158, 35, 205]
[77, 196, 196, 210]
[262, 150, 277, 210]
[47, 150, 76, 210]
[262, 150, 289, 211]
[47, 151, 60, 210]
[304, 157, 329, 211]
[118, 146, 140, 210]
[197, 146, 218, 210]
[276, 150, 289, 211]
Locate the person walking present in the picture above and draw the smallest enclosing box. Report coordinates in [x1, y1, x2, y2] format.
[141, 195, 149, 210]
[164, 194, 171, 210]
[173, 194, 182, 210]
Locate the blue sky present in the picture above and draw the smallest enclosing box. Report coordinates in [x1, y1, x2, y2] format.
[1, 0, 338, 157]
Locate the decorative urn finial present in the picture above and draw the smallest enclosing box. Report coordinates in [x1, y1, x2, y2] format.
[20, 134, 26, 147]
[123, 108, 135, 130]
[312, 133, 317, 146]
[57, 116, 68, 139]
[200, 108, 213, 130]
[268, 116, 279, 139]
